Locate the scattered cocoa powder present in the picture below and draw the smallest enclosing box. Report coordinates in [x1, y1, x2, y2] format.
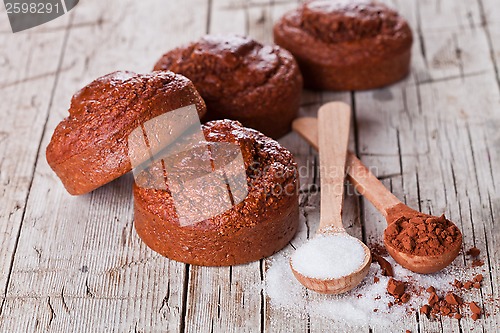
[469, 301, 482, 320]
[454, 274, 484, 294]
[424, 291, 460, 318]
[387, 278, 405, 298]
[415, 281, 485, 322]
[444, 293, 462, 305]
[386, 278, 413, 306]
[371, 241, 491, 324]
[372, 252, 394, 277]
[370, 243, 389, 256]
[474, 274, 483, 283]
[469, 302, 482, 315]
[452, 279, 463, 289]
[420, 304, 430, 316]
[374, 276, 380, 283]
[385, 212, 461, 256]
[472, 259, 484, 267]
[428, 292, 439, 306]
[401, 293, 411, 303]
[466, 247, 480, 257]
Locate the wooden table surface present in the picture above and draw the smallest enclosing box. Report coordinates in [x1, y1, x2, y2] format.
[0, 0, 499, 332]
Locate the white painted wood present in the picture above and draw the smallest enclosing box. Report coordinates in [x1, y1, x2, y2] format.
[181, 2, 263, 333]
[0, 0, 498, 332]
[0, 8, 71, 316]
[0, 1, 208, 332]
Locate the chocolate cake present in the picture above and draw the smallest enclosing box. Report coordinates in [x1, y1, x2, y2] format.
[273, 0, 413, 90]
[46, 71, 206, 195]
[134, 120, 299, 266]
[153, 34, 303, 138]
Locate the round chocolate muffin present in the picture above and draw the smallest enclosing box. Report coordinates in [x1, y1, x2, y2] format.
[273, 0, 413, 90]
[46, 71, 206, 195]
[134, 120, 299, 266]
[153, 34, 303, 139]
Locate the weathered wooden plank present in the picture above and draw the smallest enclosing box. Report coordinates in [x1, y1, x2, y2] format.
[264, 1, 311, 331]
[420, 27, 493, 81]
[353, 1, 498, 332]
[414, 0, 494, 83]
[355, 54, 500, 333]
[416, 0, 482, 32]
[183, 1, 263, 332]
[416, 73, 500, 332]
[184, 264, 263, 333]
[0, 7, 71, 318]
[305, 92, 369, 333]
[480, 0, 500, 86]
[0, 0, 498, 332]
[354, 83, 429, 333]
[209, 0, 247, 35]
[0, 0, 208, 332]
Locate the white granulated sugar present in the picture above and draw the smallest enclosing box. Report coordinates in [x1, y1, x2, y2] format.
[291, 234, 367, 279]
[264, 249, 485, 328]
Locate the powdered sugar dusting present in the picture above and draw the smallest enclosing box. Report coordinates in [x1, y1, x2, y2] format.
[264, 248, 486, 328]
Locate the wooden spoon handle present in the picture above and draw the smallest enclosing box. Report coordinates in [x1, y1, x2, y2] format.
[317, 102, 351, 231]
[293, 117, 402, 218]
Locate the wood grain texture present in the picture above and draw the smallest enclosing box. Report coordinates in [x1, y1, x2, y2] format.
[317, 103, 351, 231]
[0, 10, 71, 320]
[0, 1, 208, 332]
[0, 0, 498, 332]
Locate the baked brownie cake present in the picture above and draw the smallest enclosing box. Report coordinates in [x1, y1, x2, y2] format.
[273, 0, 413, 90]
[153, 34, 303, 138]
[46, 71, 206, 195]
[134, 120, 299, 266]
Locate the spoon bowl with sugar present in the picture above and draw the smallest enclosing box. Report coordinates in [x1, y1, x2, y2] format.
[289, 102, 371, 294]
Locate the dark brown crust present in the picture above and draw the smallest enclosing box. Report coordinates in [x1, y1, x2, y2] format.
[153, 35, 303, 138]
[133, 120, 299, 266]
[273, 0, 413, 90]
[46, 71, 207, 195]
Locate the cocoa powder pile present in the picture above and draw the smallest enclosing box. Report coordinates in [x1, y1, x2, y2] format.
[385, 213, 461, 255]
[387, 278, 410, 304]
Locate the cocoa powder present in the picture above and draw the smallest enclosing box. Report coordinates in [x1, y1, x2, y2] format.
[375, 255, 487, 322]
[420, 288, 464, 319]
[386, 278, 411, 305]
[372, 252, 394, 277]
[387, 278, 405, 298]
[466, 247, 481, 257]
[369, 241, 493, 323]
[472, 259, 484, 267]
[418, 276, 485, 321]
[385, 212, 461, 256]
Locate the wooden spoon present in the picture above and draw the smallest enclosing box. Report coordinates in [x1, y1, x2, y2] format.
[292, 117, 463, 274]
[290, 102, 371, 294]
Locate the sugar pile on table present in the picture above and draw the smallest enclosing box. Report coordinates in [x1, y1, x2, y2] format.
[291, 234, 367, 279]
[264, 248, 485, 328]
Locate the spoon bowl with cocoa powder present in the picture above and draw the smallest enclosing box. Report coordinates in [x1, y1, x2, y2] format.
[293, 117, 462, 274]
